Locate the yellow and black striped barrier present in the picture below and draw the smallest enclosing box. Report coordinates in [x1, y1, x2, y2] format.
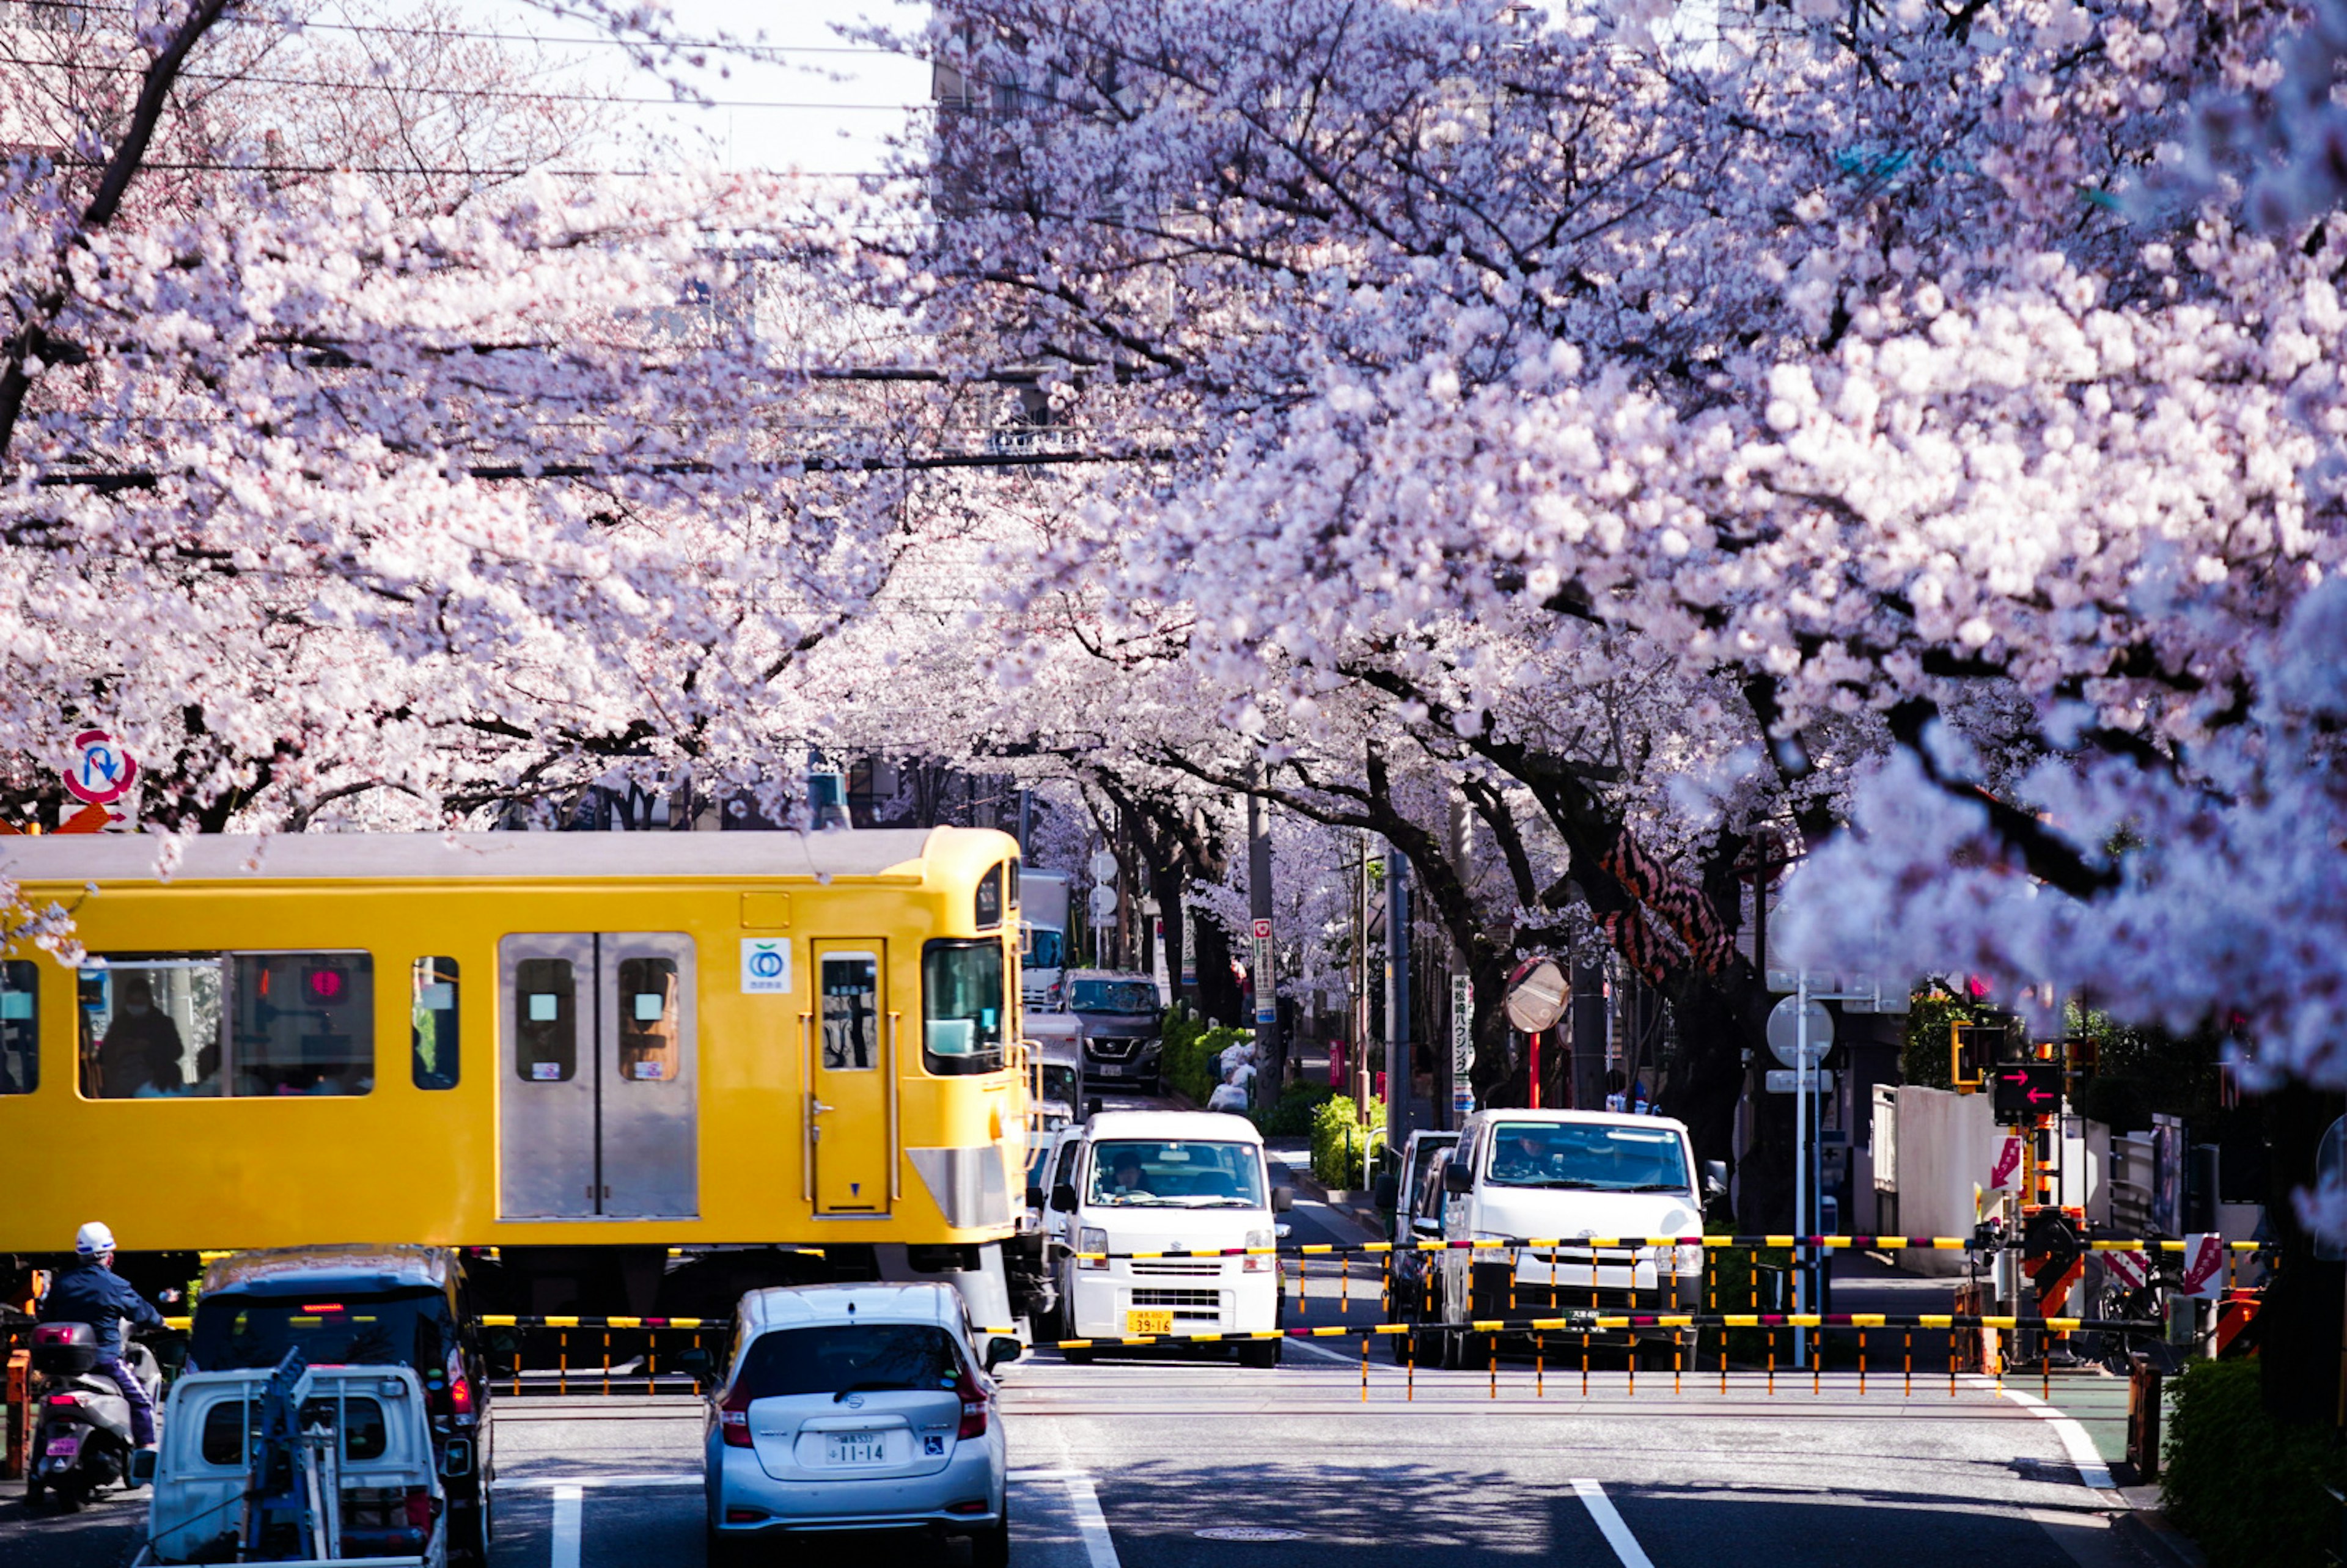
[1074, 1234, 2264, 1260]
[1039, 1311, 2151, 1345]
[479, 1314, 721, 1330]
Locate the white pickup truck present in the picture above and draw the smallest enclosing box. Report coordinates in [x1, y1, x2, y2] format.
[1431, 1108, 1705, 1367]
[134, 1363, 448, 1567]
[1046, 1110, 1293, 1366]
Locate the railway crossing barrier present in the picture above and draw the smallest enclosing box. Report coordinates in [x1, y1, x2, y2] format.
[124, 1233, 2257, 1403]
[449, 1308, 2164, 1405]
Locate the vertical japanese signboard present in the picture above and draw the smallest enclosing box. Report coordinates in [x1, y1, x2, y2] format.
[1451, 973, 1474, 1121]
[1251, 917, 1275, 1028]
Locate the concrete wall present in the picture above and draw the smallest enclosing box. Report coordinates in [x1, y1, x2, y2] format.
[1889, 1086, 2010, 1275]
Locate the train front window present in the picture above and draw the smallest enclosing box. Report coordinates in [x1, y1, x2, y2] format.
[1, 959, 35, 1095]
[922, 939, 1005, 1075]
[411, 958, 458, 1090]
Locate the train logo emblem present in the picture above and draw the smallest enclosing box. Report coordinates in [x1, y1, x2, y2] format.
[741, 939, 792, 994]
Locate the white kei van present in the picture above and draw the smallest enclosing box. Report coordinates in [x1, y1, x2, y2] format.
[1431, 1109, 1704, 1366]
[1046, 1110, 1293, 1366]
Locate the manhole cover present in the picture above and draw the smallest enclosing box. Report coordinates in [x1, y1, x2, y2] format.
[1195, 1528, 1307, 1542]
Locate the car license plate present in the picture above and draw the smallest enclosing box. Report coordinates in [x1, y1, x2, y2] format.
[825, 1432, 888, 1466]
[42, 1435, 79, 1460]
[1125, 1309, 1174, 1336]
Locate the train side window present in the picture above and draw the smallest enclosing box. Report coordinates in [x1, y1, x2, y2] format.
[412, 958, 460, 1090]
[1, 959, 35, 1094]
[515, 958, 576, 1082]
[78, 954, 223, 1099]
[229, 953, 375, 1096]
[921, 939, 1004, 1075]
[616, 956, 679, 1082]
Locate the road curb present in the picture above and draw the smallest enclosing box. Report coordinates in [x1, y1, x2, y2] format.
[2110, 1504, 2209, 1568]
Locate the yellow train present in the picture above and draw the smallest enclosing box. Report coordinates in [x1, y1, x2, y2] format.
[0, 828, 1034, 1320]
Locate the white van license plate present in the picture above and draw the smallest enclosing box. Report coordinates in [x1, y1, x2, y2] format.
[825, 1432, 888, 1465]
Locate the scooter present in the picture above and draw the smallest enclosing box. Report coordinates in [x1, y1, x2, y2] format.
[26, 1321, 163, 1512]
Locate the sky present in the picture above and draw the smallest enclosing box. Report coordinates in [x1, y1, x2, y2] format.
[482, 0, 934, 177]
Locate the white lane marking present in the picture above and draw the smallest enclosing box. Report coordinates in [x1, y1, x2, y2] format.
[1065, 1470, 1120, 1568]
[550, 1484, 582, 1568]
[496, 1474, 701, 1490]
[1572, 1479, 1656, 1568]
[1280, 1336, 1362, 1366]
[1984, 1382, 2118, 1491]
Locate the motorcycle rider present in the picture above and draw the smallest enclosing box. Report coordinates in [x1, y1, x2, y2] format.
[37, 1221, 165, 1451]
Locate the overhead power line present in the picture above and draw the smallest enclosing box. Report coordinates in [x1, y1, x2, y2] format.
[7, 1, 919, 57]
[0, 49, 924, 109]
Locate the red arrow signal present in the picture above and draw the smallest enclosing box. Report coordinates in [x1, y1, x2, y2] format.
[2026, 1087, 2055, 1104]
[1999, 1069, 2030, 1085]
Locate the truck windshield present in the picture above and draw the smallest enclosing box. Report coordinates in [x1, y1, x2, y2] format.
[1025, 929, 1065, 970]
[1070, 980, 1158, 1014]
[1086, 1139, 1266, 1207]
[1485, 1123, 1689, 1193]
[1040, 1063, 1078, 1104]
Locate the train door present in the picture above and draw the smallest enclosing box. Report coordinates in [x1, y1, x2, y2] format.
[500, 932, 699, 1220]
[599, 934, 697, 1217]
[810, 942, 892, 1216]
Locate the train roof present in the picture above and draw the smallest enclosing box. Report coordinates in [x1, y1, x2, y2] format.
[0, 827, 1007, 884]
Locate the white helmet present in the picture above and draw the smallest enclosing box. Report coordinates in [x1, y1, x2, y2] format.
[74, 1221, 116, 1256]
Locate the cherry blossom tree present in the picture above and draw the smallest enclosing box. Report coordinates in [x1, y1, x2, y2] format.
[838, 0, 2347, 1234]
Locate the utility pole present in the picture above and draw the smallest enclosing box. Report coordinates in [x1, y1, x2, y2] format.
[1354, 831, 1373, 1120]
[1384, 843, 1415, 1156]
[1446, 792, 1474, 1126]
[1247, 764, 1282, 1107]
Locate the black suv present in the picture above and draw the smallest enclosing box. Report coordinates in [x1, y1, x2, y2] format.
[188, 1245, 493, 1564]
[1067, 971, 1166, 1094]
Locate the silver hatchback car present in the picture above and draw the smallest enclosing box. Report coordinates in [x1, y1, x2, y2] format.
[704, 1283, 1019, 1566]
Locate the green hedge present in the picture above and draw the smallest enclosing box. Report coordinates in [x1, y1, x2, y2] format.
[1251, 1080, 1338, 1137]
[2164, 1359, 2347, 1568]
[1309, 1094, 1385, 1189]
[1157, 1005, 1251, 1105]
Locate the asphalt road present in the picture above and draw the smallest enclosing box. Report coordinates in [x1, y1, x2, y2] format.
[1, 1115, 2162, 1568]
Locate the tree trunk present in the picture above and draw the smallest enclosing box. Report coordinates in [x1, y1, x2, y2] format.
[1192, 918, 1244, 1028]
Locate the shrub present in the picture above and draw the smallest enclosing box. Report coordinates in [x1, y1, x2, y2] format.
[2164, 1359, 2347, 1568]
[1156, 1006, 1250, 1105]
[1309, 1094, 1385, 1189]
[1251, 1080, 1338, 1137]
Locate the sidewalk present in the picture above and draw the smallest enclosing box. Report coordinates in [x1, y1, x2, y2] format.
[1263, 1134, 1386, 1235]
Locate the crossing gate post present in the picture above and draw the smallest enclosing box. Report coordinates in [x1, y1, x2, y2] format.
[2126, 1352, 2163, 1481]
